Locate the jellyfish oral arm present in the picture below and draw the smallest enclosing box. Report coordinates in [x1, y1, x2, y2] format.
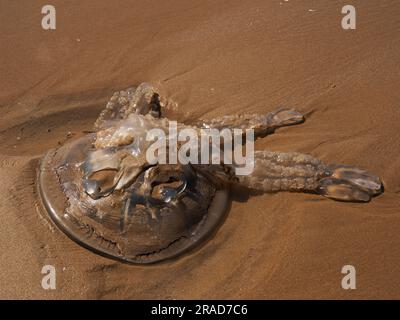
[195, 108, 305, 137]
[237, 151, 383, 202]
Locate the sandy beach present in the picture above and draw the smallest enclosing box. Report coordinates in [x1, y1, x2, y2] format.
[0, 0, 400, 299]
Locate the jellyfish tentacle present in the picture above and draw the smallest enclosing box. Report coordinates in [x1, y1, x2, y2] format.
[194, 108, 304, 137]
[236, 150, 383, 202]
[94, 83, 161, 130]
[94, 88, 136, 130]
[316, 165, 383, 202]
[237, 151, 329, 192]
[124, 83, 160, 117]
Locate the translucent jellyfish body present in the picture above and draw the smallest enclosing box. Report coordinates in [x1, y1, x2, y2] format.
[37, 83, 383, 264]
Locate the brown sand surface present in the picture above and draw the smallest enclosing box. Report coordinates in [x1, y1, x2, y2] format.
[0, 0, 400, 299]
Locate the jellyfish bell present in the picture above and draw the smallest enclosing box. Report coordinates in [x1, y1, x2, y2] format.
[38, 133, 230, 264]
[37, 85, 230, 264]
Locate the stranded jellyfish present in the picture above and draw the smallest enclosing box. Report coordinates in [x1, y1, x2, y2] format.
[37, 83, 383, 263]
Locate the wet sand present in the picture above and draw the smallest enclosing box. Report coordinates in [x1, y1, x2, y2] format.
[1, 0, 400, 299]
